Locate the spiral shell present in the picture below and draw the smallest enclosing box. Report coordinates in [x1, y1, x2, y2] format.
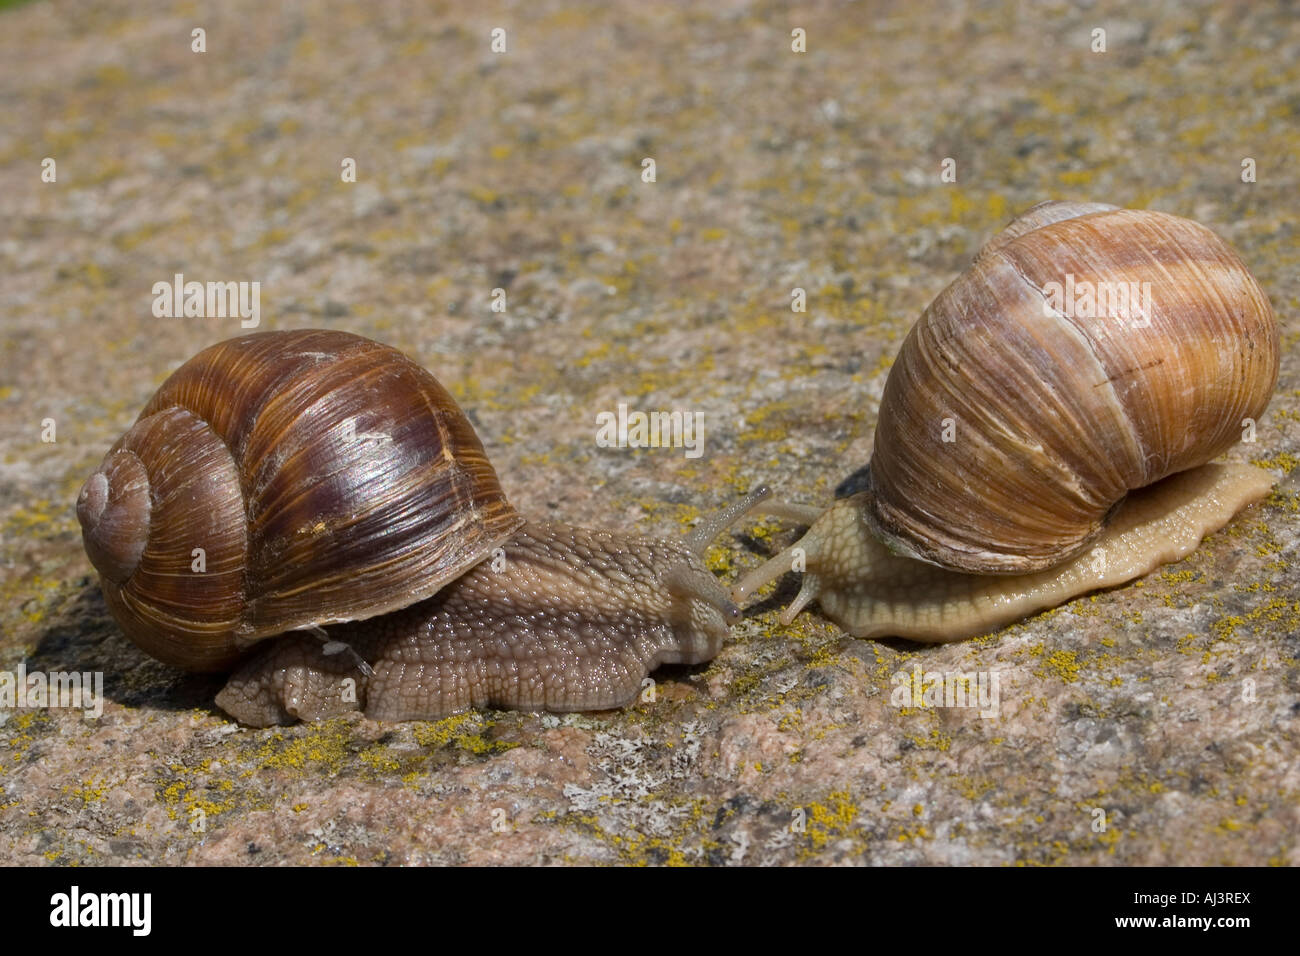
[76, 329, 523, 671]
[864, 202, 1279, 574]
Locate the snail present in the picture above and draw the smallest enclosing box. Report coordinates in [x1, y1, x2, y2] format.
[732, 201, 1280, 641]
[76, 329, 771, 726]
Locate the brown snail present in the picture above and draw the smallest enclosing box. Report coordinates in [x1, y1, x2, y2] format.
[76, 329, 770, 726]
[733, 201, 1280, 640]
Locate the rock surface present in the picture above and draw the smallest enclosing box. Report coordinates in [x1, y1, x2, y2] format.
[1, 0, 1297, 865]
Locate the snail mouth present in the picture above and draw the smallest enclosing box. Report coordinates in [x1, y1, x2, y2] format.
[77, 451, 152, 583]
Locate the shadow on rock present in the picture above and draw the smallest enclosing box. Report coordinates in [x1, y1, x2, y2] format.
[834, 464, 872, 499]
[27, 580, 228, 716]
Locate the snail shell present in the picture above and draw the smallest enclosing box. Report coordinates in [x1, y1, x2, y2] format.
[868, 201, 1278, 573]
[734, 202, 1279, 640]
[76, 329, 523, 672]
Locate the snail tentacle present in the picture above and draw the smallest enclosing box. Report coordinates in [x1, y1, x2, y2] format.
[684, 484, 772, 556]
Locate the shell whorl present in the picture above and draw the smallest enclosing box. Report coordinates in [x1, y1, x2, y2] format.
[865, 202, 1279, 574]
[77, 329, 524, 672]
[77, 406, 249, 670]
[77, 452, 150, 583]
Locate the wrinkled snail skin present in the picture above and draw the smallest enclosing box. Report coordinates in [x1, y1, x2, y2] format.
[733, 202, 1280, 640]
[77, 329, 769, 726]
[211, 508, 758, 727]
[215, 522, 740, 726]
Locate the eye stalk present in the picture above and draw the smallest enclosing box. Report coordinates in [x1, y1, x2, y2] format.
[684, 484, 773, 557]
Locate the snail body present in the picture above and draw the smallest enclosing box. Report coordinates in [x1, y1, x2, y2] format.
[734, 202, 1279, 639]
[77, 329, 768, 726]
[216, 521, 742, 724]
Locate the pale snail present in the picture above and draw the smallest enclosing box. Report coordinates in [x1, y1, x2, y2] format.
[732, 201, 1280, 640]
[76, 329, 772, 726]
